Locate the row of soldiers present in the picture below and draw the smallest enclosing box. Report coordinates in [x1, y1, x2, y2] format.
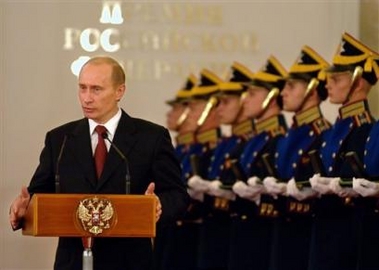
[154, 32, 379, 270]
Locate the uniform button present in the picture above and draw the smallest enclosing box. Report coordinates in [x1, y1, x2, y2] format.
[328, 166, 332, 172]
[322, 142, 326, 148]
[364, 150, 367, 156]
[367, 136, 370, 142]
[220, 165, 224, 170]
[211, 156, 215, 161]
[265, 136, 269, 141]
[349, 123, 353, 128]
[247, 164, 251, 168]
[224, 153, 230, 159]
[275, 152, 279, 158]
[292, 163, 297, 168]
[364, 164, 367, 169]
[253, 151, 258, 157]
[309, 131, 314, 136]
[241, 154, 245, 159]
[339, 140, 343, 145]
[332, 153, 336, 158]
[298, 149, 303, 155]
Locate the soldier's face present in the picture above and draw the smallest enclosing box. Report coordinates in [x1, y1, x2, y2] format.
[216, 95, 241, 124]
[326, 72, 352, 104]
[281, 79, 307, 112]
[243, 86, 268, 119]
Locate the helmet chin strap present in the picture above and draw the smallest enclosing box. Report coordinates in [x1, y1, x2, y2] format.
[256, 88, 280, 120]
[343, 66, 363, 105]
[176, 107, 190, 128]
[196, 96, 218, 128]
[295, 78, 319, 113]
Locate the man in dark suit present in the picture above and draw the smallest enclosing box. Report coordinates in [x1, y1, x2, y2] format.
[9, 56, 189, 270]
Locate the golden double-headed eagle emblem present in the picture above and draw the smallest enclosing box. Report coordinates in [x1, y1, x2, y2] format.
[77, 197, 114, 235]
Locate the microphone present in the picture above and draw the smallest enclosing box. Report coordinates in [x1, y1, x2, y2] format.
[101, 132, 131, 194]
[55, 134, 69, 193]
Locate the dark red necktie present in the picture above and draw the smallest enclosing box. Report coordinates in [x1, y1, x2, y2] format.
[94, 125, 108, 179]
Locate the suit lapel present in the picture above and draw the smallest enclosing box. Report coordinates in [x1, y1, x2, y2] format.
[69, 119, 98, 189]
[97, 111, 138, 191]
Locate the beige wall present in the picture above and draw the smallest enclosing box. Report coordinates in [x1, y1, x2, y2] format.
[2, 0, 376, 269]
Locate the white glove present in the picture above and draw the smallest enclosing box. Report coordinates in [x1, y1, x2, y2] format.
[187, 188, 204, 202]
[263, 177, 287, 198]
[247, 176, 266, 194]
[287, 178, 318, 201]
[232, 180, 260, 201]
[309, 174, 336, 195]
[208, 180, 236, 200]
[353, 178, 379, 197]
[329, 178, 358, 197]
[187, 175, 210, 192]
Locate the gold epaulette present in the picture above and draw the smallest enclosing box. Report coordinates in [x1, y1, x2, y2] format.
[340, 100, 368, 119]
[294, 106, 331, 135]
[196, 128, 220, 144]
[295, 106, 322, 126]
[232, 119, 255, 137]
[176, 133, 196, 145]
[255, 115, 286, 137]
[339, 100, 373, 126]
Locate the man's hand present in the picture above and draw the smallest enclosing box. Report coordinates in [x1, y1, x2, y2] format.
[353, 178, 379, 197]
[263, 177, 287, 198]
[145, 182, 162, 222]
[9, 186, 30, 230]
[309, 174, 335, 195]
[187, 175, 210, 192]
[287, 178, 318, 201]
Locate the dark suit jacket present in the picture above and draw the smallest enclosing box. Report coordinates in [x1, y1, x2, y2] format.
[27, 110, 189, 270]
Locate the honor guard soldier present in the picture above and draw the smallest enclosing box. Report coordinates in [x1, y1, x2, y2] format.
[351, 46, 379, 270]
[308, 32, 377, 270]
[167, 74, 198, 161]
[266, 46, 330, 270]
[230, 55, 288, 270]
[188, 62, 254, 270]
[154, 74, 197, 270]
[171, 69, 222, 270]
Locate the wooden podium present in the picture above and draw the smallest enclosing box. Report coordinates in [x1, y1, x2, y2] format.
[22, 193, 156, 238]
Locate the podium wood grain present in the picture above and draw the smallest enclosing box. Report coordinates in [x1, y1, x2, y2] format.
[22, 194, 156, 237]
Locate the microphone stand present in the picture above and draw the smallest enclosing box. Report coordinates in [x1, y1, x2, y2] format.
[102, 132, 131, 194]
[54, 135, 94, 270]
[55, 135, 68, 193]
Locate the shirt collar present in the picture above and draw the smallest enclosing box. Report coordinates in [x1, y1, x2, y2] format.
[88, 108, 122, 139]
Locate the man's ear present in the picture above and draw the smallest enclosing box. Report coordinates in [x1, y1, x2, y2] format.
[116, 84, 126, 101]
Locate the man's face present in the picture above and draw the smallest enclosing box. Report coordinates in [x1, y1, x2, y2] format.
[216, 95, 241, 125]
[166, 103, 187, 131]
[78, 63, 125, 124]
[242, 86, 268, 119]
[281, 79, 307, 112]
[326, 71, 351, 104]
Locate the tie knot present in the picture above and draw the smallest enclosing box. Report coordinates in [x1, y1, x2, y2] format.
[95, 125, 107, 137]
